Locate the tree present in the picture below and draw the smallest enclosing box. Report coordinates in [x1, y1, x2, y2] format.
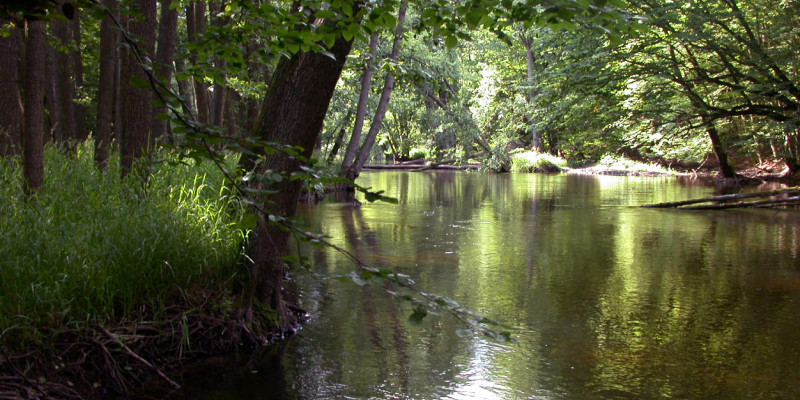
[95, 0, 118, 170]
[120, 0, 157, 178]
[0, 20, 23, 156]
[23, 16, 47, 191]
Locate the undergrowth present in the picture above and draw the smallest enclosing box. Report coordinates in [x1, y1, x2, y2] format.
[0, 143, 246, 346]
[596, 154, 676, 174]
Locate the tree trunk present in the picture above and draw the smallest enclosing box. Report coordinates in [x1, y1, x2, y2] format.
[23, 18, 47, 191]
[348, 2, 407, 180]
[238, 9, 359, 330]
[120, 0, 157, 178]
[326, 111, 352, 165]
[0, 21, 23, 156]
[702, 115, 736, 178]
[71, 10, 87, 142]
[95, 0, 118, 170]
[151, 0, 179, 142]
[341, 31, 379, 176]
[522, 35, 543, 151]
[186, 1, 209, 124]
[51, 18, 77, 148]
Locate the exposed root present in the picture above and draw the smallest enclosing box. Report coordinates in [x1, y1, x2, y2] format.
[0, 288, 298, 399]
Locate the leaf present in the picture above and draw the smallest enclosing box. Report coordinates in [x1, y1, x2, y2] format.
[408, 306, 428, 325]
[445, 35, 458, 48]
[238, 213, 258, 230]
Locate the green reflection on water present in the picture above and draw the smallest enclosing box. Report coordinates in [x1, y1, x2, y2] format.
[291, 171, 800, 400]
[141, 171, 800, 400]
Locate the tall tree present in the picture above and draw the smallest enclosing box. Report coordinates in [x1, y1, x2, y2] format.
[51, 17, 77, 147]
[95, 0, 118, 170]
[341, 31, 379, 176]
[23, 17, 47, 191]
[151, 0, 179, 141]
[0, 20, 23, 156]
[347, 1, 408, 180]
[120, 0, 157, 178]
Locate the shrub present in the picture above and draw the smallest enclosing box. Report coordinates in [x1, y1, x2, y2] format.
[510, 150, 568, 173]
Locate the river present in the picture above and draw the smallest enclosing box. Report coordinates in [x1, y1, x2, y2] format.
[141, 171, 800, 399]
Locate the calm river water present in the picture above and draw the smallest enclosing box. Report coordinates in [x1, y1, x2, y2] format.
[142, 171, 800, 399]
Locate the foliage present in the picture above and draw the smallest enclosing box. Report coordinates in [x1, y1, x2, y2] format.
[0, 144, 245, 343]
[596, 154, 675, 175]
[510, 150, 568, 173]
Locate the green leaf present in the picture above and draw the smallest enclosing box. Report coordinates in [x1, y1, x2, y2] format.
[445, 35, 458, 48]
[238, 213, 258, 230]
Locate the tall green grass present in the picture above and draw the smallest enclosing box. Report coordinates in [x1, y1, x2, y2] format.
[509, 150, 568, 173]
[0, 144, 245, 342]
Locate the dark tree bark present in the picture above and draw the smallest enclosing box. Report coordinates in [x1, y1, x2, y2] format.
[70, 10, 87, 141]
[341, 31, 379, 175]
[209, 2, 229, 128]
[0, 21, 23, 156]
[348, 2, 407, 180]
[95, 0, 118, 170]
[51, 18, 77, 147]
[238, 10, 359, 329]
[23, 18, 47, 191]
[151, 0, 179, 142]
[120, 0, 157, 178]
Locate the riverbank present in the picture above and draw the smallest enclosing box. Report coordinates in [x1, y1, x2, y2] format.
[0, 146, 277, 399]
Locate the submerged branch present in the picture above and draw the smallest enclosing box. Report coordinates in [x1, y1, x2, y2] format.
[643, 186, 800, 209]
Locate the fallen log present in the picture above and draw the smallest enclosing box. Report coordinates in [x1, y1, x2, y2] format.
[643, 186, 800, 209]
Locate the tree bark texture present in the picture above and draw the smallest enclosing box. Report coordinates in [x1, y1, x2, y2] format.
[95, 0, 118, 170]
[0, 22, 23, 156]
[349, 2, 407, 180]
[522, 35, 543, 151]
[702, 115, 736, 178]
[151, 0, 179, 142]
[71, 10, 87, 141]
[51, 18, 77, 147]
[23, 18, 47, 191]
[239, 14, 358, 328]
[341, 31, 379, 176]
[120, 0, 157, 178]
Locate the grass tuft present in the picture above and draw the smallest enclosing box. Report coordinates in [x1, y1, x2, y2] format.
[596, 154, 675, 175]
[0, 143, 246, 345]
[510, 150, 568, 173]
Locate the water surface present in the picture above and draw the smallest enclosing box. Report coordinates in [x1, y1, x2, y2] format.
[144, 171, 800, 399]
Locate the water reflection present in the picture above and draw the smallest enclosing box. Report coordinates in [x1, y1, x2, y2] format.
[140, 171, 800, 399]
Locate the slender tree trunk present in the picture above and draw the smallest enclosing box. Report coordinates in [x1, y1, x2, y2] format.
[44, 39, 58, 142]
[0, 21, 23, 156]
[326, 111, 352, 165]
[174, 56, 194, 115]
[51, 18, 77, 148]
[341, 31, 379, 175]
[186, 1, 209, 124]
[702, 116, 736, 178]
[23, 18, 47, 191]
[210, 2, 229, 128]
[238, 9, 359, 330]
[151, 0, 179, 142]
[348, 2, 407, 180]
[95, 0, 118, 170]
[522, 36, 543, 151]
[120, 0, 158, 178]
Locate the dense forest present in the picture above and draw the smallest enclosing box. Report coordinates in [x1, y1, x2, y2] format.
[1, 0, 799, 397]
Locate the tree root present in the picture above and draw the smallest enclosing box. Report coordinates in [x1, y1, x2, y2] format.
[0, 289, 291, 399]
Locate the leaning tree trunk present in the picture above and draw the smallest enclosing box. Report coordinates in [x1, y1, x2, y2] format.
[120, 0, 157, 179]
[702, 115, 736, 178]
[0, 21, 23, 156]
[341, 31, 379, 177]
[238, 12, 359, 331]
[23, 18, 47, 191]
[348, 2, 407, 181]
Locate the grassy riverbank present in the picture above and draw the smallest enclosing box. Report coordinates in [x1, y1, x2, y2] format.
[0, 144, 260, 398]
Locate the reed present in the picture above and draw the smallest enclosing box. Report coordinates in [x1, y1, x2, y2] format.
[0, 143, 245, 345]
